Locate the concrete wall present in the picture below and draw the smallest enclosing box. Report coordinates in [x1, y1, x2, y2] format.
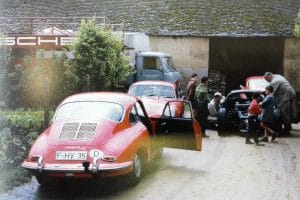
[149, 36, 209, 86]
[283, 38, 300, 93]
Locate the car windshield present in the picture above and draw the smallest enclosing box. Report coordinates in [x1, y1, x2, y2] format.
[247, 79, 268, 90]
[54, 101, 124, 122]
[129, 85, 176, 98]
[162, 57, 176, 72]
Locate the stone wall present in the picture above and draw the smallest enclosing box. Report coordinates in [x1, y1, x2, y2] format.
[149, 36, 209, 86]
[284, 38, 300, 93]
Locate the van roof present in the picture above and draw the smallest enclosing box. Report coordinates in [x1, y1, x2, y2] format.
[137, 51, 171, 57]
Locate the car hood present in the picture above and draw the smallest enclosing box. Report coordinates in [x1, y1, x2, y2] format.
[47, 119, 117, 146]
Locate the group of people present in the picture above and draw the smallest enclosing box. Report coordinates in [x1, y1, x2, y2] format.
[186, 74, 213, 137]
[246, 85, 277, 146]
[185, 72, 298, 143]
[246, 72, 297, 145]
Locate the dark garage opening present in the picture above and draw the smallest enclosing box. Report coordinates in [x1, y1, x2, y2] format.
[209, 37, 284, 95]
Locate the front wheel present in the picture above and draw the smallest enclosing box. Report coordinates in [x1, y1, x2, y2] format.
[239, 119, 248, 133]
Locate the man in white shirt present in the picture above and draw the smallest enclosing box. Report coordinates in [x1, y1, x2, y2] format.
[208, 92, 223, 117]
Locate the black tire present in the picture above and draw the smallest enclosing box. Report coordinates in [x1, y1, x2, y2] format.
[217, 123, 227, 136]
[217, 130, 227, 136]
[35, 174, 51, 187]
[128, 152, 144, 186]
[239, 119, 248, 133]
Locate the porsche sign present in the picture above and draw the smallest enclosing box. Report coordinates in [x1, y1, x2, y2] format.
[2, 35, 75, 47]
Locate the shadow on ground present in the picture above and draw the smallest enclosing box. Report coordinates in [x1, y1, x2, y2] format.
[35, 161, 161, 199]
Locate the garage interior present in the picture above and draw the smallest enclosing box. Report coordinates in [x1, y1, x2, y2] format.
[209, 37, 284, 94]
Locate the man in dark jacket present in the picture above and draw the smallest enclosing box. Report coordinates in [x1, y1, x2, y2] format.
[195, 76, 209, 137]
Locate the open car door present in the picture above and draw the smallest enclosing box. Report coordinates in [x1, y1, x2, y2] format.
[156, 100, 202, 151]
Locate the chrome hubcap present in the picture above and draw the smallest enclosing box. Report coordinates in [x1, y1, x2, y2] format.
[134, 154, 141, 178]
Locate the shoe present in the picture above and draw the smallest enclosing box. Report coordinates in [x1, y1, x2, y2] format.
[255, 142, 265, 146]
[203, 135, 209, 138]
[260, 136, 268, 142]
[245, 139, 254, 144]
[271, 132, 279, 142]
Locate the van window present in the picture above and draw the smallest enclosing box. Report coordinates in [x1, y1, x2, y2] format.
[143, 57, 161, 70]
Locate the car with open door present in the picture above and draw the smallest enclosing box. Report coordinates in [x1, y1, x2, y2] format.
[217, 89, 282, 135]
[241, 76, 300, 127]
[128, 80, 183, 118]
[22, 92, 202, 187]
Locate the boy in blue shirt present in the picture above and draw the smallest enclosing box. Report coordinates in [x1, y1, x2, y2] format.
[260, 85, 279, 142]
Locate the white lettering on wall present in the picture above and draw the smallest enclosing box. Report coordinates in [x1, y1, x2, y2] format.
[2, 36, 75, 47]
[17, 36, 36, 46]
[38, 37, 59, 45]
[61, 37, 76, 45]
[2, 37, 15, 46]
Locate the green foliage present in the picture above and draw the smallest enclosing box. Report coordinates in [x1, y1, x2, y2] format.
[0, 35, 13, 107]
[0, 109, 45, 191]
[69, 19, 131, 91]
[295, 10, 300, 38]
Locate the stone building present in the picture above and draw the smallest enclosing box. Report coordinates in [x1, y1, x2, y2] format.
[1, 0, 300, 94]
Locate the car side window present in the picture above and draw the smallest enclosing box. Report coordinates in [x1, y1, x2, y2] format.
[143, 57, 161, 70]
[129, 105, 140, 124]
[162, 101, 192, 119]
[135, 102, 146, 117]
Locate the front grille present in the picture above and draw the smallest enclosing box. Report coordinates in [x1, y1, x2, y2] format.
[59, 123, 97, 141]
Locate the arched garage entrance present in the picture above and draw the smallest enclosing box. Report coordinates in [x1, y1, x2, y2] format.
[209, 37, 284, 94]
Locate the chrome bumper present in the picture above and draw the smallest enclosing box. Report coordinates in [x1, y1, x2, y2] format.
[22, 160, 133, 173]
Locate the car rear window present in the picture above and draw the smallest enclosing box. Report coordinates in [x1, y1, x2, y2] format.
[54, 101, 124, 122]
[248, 79, 268, 90]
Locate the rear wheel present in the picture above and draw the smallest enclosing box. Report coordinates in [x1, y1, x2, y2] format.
[128, 152, 144, 185]
[35, 174, 52, 187]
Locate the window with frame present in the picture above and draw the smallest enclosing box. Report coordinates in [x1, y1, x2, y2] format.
[143, 57, 161, 70]
[129, 104, 141, 123]
[135, 102, 146, 117]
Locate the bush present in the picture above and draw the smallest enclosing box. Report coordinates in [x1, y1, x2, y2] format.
[0, 109, 45, 191]
[295, 10, 300, 38]
[69, 19, 132, 92]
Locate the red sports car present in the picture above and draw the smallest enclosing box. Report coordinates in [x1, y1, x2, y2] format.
[22, 92, 202, 186]
[128, 81, 183, 118]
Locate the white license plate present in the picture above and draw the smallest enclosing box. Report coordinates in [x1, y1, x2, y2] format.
[56, 151, 87, 160]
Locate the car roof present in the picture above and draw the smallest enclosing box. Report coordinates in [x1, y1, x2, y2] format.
[60, 92, 138, 108]
[130, 80, 176, 88]
[246, 76, 264, 80]
[228, 89, 262, 95]
[137, 51, 172, 57]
